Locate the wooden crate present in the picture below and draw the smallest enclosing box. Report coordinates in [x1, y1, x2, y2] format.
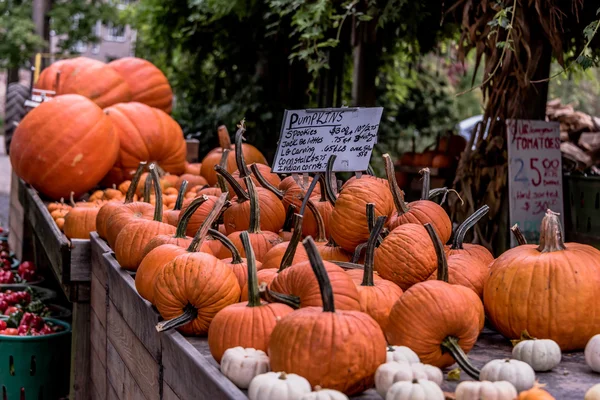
[185, 139, 200, 163]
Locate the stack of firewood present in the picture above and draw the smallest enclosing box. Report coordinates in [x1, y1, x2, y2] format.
[547, 99, 600, 174]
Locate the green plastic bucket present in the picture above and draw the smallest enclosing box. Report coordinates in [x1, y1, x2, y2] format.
[0, 318, 71, 400]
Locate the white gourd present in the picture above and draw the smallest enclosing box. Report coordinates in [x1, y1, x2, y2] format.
[479, 359, 535, 393]
[585, 383, 600, 400]
[512, 339, 561, 371]
[585, 334, 600, 373]
[455, 380, 518, 400]
[386, 346, 420, 364]
[248, 372, 312, 400]
[220, 347, 270, 389]
[375, 361, 443, 397]
[299, 387, 349, 400]
[385, 379, 444, 400]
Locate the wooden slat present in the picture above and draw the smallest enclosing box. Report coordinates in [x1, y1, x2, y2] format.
[91, 345, 107, 400]
[90, 309, 106, 366]
[163, 383, 180, 400]
[186, 139, 200, 162]
[69, 303, 91, 400]
[104, 252, 162, 360]
[8, 172, 24, 260]
[161, 332, 244, 400]
[107, 300, 160, 400]
[70, 238, 91, 281]
[107, 381, 119, 400]
[91, 273, 107, 327]
[106, 340, 148, 400]
[90, 232, 110, 287]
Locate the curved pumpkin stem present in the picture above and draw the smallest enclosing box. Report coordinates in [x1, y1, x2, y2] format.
[126, 161, 147, 203]
[175, 195, 209, 238]
[305, 200, 327, 243]
[250, 163, 284, 199]
[187, 193, 228, 252]
[383, 154, 409, 215]
[510, 224, 528, 246]
[259, 283, 300, 309]
[214, 164, 249, 201]
[278, 214, 304, 272]
[537, 209, 566, 253]
[424, 223, 448, 283]
[245, 176, 261, 234]
[149, 164, 163, 222]
[441, 336, 480, 380]
[156, 304, 197, 332]
[239, 230, 262, 307]
[419, 168, 431, 200]
[234, 120, 251, 179]
[216, 149, 230, 194]
[451, 205, 490, 250]
[298, 172, 320, 216]
[366, 164, 375, 176]
[217, 125, 231, 149]
[208, 228, 243, 264]
[174, 181, 188, 211]
[303, 236, 335, 313]
[362, 215, 386, 287]
[351, 203, 380, 263]
[143, 172, 152, 203]
[69, 191, 76, 207]
[323, 156, 338, 206]
[281, 204, 297, 236]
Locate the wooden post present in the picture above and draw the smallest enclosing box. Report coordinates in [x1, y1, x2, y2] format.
[351, 15, 379, 107]
[32, 0, 51, 69]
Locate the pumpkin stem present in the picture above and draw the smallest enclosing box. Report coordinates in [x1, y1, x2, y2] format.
[259, 283, 300, 309]
[425, 223, 448, 283]
[216, 149, 231, 194]
[175, 195, 209, 238]
[281, 204, 298, 234]
[234, 120, 252, 179]
[126, 161, 147, 203]
[451, 205, 490, 250]
[537, 210, 566, 253]
[383, 154, 409, 214]
[214, 165, 249, 201]
[305, 200, 327, 243]
[149, 164, 164, 222]
[246, 177, 262, 234]
[323, 156, 338, 206]
[298, 173, 320, 216]
[143, 172, 152, 203]
[278, 214, 304, 272]
[187, 193, 228, 252]
[217, 125, 231, 149]
[208, 228, 243, 264]
[250, 163, 284, 199]
[303, 236, 336, 313]
[441, 336, 480, 380]
[69, 192, 76, 207]
[419, 168, 431, 200]
[240, 231, 262, 307]
[351, 243, 367, 264]
[174, 181, 188, 211]
[362, 215, 386, 287]
[366, 164, 375, 176]
[510, 224, 528, 246]
[156, 304, 198, 332]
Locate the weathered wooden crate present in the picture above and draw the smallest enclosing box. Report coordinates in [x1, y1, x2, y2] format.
[185, 138, 200, 163]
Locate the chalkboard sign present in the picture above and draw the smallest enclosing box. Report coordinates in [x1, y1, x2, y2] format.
[272, 108, 383, 173]
[507, 119, 564, 247]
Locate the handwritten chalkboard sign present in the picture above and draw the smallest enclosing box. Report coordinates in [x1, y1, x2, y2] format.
[507, 119, 564, 247]
[272, 108, 383, 173]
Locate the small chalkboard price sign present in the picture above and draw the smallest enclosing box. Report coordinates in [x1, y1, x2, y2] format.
[507, 119, 564, 247]
[272, 107, 383, 173]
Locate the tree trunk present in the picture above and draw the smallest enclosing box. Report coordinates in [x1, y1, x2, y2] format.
[351, 16, 379, 107]
[32, 0, 52, 69]
[6, 68, 19, 84]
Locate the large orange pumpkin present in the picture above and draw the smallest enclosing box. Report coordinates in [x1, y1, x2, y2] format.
[10, 94, 119, 200]
[102, 102, 186, 185]
[35, 57, 132, 108]
[268, 237, 387, 395]
[108, 57, 173, 113]
[445, 205, 495, 265]
[484, 210, 600, 351]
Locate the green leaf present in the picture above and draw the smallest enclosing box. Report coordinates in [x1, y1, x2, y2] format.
[576, 54, 595, 70]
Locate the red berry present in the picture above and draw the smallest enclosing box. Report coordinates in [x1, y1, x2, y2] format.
[0, 320, 6, 330]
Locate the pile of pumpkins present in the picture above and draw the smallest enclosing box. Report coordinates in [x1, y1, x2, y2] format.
[82, 121, 600, 399]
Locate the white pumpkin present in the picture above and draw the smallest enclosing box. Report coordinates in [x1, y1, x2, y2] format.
[375, 361, 443, 397]
[479, 359, 535, 393]
[585, 334, 600, 373]
[512, 339, 561, 371]
[300, 387, 349, 400]
[386, 346, 420, 364]
[585, 383, 600, 400]
[248, 372, 312, 400]
[220, 347, 270, 389]
[385, 379, 444, 400]
[455, 380, 518, 400]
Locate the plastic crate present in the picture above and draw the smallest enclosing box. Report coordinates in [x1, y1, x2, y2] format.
[563, 173, 600, 249]
[0, 318, 71, 400]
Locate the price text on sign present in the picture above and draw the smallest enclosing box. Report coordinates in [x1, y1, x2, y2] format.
[272, 108, 383, 173]
[507, 119, 564, 246]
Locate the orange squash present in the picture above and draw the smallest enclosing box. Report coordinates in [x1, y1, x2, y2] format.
[163, 181, 189, 226]
[63, 201, 101, 239]
[445, 205, 495, 265]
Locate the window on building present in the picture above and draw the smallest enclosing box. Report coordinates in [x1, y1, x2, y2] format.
[105, 22, 126, 42]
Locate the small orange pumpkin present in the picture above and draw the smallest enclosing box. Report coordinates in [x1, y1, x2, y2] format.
[163, 180, 189, 226]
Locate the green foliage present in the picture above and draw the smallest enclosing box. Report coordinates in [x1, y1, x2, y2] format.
[0, 1, 46, 69]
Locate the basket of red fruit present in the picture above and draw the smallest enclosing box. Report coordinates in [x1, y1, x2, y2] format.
[0, 313, 71, 399]
[0, 287, 68, 322]
[0, 251, 44, 286]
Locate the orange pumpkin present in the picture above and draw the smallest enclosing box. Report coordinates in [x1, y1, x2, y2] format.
[307, 199, 351, 262]
[176, 174, 207, 191]
[104, 189, 155, 248]
[177, 195, 219, 237]
[445, 205, 494, 265]
[9, 94, 119, 200]
[207, 231, 293, 362]
[102, 102, 187, 185]
[517, 383, 555, 399]
[277, 204, 297, 242]
[185, 162, 202, 175]
[163, 180, 188, 226]
[63, 201, 100, 239]
[268, 237, 387, 395]
[108, 57, 173, 113]
[383, 154, 452, 243]
[484, 210, 600, 351]
[427, 253, 488, 298]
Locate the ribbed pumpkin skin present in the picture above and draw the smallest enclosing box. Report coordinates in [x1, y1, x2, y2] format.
[223, 189, 286, 235]
[315, 242, 351, 262]
[105, 202, 155, 248]
[427, 253, 488, 298]
[269, 308, 386, 395]
[201, 145, 267, 186]
[304, 200, 333, 238]
[277, 176, 322, 235]
[178, 196, 218, 237]
[445, 244, 495, 266]
[9, 94, 119, 200]
[269, 261, 361, 311]
[219, 259, 263, 290]
[154, 253, 241, 336]
[103, 102, 187, 185]
[388, 201, 452, 244]
[374, 224, 437, 291]
[219, 232, 282, 262]
[63, 208, 99, 239]
[108, 57, 173, 113]
[240, 269, 278, 301]
[96, 202, 123, 239]
[261, 243, 308, 270]
[36, 57, 132, 108]
[484, 243, 600, 351]
[386, 280, 484, 368]
[114, 220, 176, 271]
[330, 177, 393, 252]
[136, 244, 187, 303]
